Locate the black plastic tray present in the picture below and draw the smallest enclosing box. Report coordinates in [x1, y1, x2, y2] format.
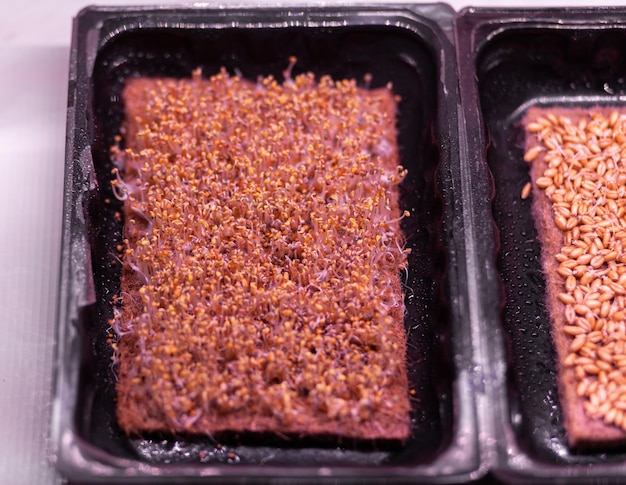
[456, 7, 626, 483]
[52, 4, 481, 482]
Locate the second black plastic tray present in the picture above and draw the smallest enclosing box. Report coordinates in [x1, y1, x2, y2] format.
[457, 6, 626, 483]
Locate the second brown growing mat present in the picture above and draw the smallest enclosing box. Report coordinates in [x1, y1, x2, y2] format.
[525, 108, 626, 448]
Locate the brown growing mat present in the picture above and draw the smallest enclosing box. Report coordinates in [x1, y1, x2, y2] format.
[109, 67, 411, 441]
[525, 107, 626, 448]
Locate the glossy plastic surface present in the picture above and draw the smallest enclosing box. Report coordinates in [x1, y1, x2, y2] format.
[457, 6, 626, 483]
[52, 4, 480, 482]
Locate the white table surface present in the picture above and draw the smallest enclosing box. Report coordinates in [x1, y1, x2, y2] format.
[1, 1, 625, 484]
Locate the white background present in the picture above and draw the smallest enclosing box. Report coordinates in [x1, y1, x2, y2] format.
[1, 1, 625, 484]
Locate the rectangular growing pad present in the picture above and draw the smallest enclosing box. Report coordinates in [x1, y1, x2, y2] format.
[112, 68, 412, 441]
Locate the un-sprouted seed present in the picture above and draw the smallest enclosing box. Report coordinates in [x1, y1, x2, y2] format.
[525, 109, 626, 433]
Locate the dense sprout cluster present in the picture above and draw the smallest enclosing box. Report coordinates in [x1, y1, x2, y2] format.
[110, 67, 411, 439]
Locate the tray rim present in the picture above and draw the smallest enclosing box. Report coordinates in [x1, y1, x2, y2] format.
[456, 6, 626, 482]
[51, 3, 482, 482]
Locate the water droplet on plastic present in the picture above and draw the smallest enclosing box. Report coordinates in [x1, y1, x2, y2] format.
[604, 82, 615, 94]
